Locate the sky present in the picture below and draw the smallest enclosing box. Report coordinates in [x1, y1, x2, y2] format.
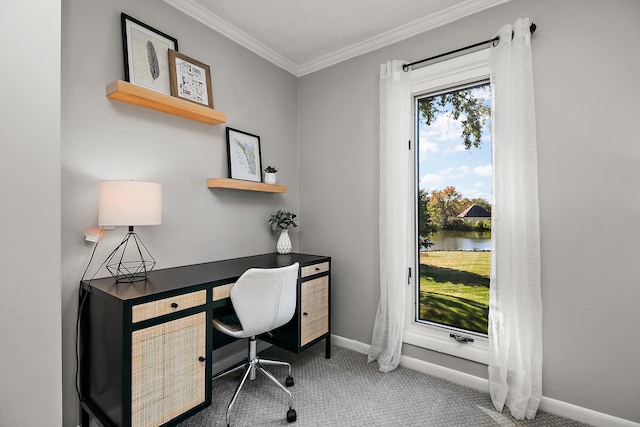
[417, 85, 493, 204]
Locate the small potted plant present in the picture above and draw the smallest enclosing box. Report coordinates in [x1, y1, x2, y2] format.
[264, 165, 278, 184]
[268, 210, 297, 254]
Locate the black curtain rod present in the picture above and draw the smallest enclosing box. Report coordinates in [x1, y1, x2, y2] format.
[402, 23, 536, 72]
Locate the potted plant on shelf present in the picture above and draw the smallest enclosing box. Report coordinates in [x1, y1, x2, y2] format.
[268, 209, 297, 254]
[264, 165, 278, 184]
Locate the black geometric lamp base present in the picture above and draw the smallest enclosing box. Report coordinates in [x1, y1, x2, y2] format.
[104, 226, 156, 283]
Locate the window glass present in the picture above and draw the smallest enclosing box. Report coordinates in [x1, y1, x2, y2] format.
[416, 82, 491, 336]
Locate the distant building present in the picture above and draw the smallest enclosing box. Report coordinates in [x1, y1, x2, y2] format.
[457, 204, 491, 223]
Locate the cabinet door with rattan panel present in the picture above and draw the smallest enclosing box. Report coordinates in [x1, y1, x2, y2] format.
[300, 276, 329, 346]
[131, 312, 207, 427]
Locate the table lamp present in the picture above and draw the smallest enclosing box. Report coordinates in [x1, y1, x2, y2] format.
[98, 180, 162, 283]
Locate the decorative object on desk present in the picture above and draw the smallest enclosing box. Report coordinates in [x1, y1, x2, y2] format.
[268, 210, 297, 254]
[226, 127, 263, 182]
[98, 180, 162, 283]
[121, 13, 178, 95]
[264, 165, 278, 184]
[168, 49, 213, 108]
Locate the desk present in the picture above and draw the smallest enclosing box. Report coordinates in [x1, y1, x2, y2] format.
[79, 252, 331, 427]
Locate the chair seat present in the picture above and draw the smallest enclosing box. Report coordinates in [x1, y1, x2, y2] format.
[212, 313, 246, 337]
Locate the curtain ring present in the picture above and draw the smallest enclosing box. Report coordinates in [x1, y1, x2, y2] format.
[492, 36, 500, 47]
[402, 64, 410, 72]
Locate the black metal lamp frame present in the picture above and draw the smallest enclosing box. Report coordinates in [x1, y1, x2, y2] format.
[104, 226, 156, 283]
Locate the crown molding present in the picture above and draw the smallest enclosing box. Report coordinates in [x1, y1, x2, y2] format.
[165, 0, 511, 77]
[164, 0, 299, 75]
[297, 0, 511, 76]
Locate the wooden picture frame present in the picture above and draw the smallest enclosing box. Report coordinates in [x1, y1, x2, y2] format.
[168, 50, 214, 108]
[226, 128, 263, 182]
[121, 13, 178, 95]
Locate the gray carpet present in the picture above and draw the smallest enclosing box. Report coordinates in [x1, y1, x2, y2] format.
[178, 344, 590, 427]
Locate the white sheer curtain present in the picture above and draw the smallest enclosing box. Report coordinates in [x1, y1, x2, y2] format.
[489, 18, 543, 420]
[367, 60, 411, 373]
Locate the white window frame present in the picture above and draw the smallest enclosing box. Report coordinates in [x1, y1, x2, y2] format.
[405, 49, 491, 365]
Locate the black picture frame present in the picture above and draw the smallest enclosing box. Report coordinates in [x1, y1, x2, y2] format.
[226, 128, 263, 182]
[121, 13, 178, 95]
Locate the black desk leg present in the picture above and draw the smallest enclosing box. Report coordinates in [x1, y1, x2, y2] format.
[325, 335, 331, 359]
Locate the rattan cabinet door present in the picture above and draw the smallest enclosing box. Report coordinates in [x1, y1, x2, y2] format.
[300, 276, 329, 346]
[131, 312, 207, 427]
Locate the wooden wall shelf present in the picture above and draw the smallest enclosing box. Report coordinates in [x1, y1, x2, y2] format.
[207, 178, 287, 193]
[106, 80, 227, 125]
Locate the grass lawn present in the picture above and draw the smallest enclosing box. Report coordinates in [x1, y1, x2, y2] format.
[419, 251, 490, 334]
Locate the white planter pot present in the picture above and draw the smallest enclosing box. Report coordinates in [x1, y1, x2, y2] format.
[276, 229, 292, 254]
[264, 173, 277, 184]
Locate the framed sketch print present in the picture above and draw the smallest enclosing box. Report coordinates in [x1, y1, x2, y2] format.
[168, 50, 214, 108]
[121, 13, 178, 95]
[226, 128, 263, 182]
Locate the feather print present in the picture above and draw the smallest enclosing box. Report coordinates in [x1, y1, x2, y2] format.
[147, 41, 160, 81]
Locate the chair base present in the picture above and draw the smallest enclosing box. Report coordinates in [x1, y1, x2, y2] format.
[212, 337, 296, 426]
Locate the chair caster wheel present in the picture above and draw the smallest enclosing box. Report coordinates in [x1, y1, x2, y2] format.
[285, 375, 294, 387]
[287, 408, 297, 422]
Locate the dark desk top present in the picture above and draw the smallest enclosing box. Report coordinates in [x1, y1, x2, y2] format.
[82, 252, 330, 303]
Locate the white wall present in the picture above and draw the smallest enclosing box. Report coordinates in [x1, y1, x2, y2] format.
[299, 0, 640, 423]
[61, 0, 299, 424]
[0, 0, 63, 426]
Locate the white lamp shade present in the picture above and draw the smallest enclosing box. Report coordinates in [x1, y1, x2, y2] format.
[98, 181, 162, 226]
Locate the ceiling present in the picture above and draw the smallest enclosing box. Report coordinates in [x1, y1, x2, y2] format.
[164, 0, 510, 76]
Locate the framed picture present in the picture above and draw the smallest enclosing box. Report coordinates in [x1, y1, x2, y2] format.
[121, 13, 178, 95]
[168, 50, 214, 108]
[226, 128, 263, 182]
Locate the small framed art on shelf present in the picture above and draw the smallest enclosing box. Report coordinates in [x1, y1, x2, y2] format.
[168, 49, 214, 108]
[226, 128, 263, 183]
[121, 13, 178, 95]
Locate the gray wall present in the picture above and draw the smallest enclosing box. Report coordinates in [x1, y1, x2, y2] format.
[299, 0, 640, 423]
[0, 0, 62, 426]
[4, 0, 638, 425]
[61, 0, 299, 424]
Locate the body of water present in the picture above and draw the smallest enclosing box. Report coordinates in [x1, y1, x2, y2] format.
[429, 230, 491, 251]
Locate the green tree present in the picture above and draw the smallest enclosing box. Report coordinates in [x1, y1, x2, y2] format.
[427, 186, 469, 229]
[418, 83, 490, 150]
[418, 189, 437, 250]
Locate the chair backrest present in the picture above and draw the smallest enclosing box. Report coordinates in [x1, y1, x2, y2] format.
[230, 262, 299, 337]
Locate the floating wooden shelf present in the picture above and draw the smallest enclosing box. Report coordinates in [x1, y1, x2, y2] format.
[106, 80, 227, 125]
[207, 178, 287, 193]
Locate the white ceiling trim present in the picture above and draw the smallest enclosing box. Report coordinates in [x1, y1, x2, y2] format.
[165, 0, 511, 77]
[297, 0, 511, 76]
[164, 0, 300, 75]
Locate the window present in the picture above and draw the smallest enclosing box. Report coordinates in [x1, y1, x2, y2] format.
[405, 50, 491, 364]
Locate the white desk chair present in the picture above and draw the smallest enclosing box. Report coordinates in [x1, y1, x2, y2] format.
[212, 262, 299, 426]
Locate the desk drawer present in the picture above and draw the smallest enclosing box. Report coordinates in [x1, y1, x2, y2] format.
[212, 283, 235, 301]
[301, 262, 329, 278]
[132, 290, 206, 323]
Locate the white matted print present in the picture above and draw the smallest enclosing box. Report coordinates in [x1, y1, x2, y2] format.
[168, 50, 213, 108]
[121, 13, 178, 95]
[226, 128, 263, 182]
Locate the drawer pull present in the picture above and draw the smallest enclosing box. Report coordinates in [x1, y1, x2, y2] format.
[303, 312, 308, 316]
[315, 267, 320, 271]
[171, 302, 179, 309]
[198, 356, 206, 363]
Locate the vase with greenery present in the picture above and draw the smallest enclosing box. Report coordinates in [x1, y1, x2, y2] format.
[264, 165, 278, 184]
[268, 210, 297, 254]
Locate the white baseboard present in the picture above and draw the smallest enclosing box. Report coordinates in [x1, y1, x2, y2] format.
[331, 334, 640, 427]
